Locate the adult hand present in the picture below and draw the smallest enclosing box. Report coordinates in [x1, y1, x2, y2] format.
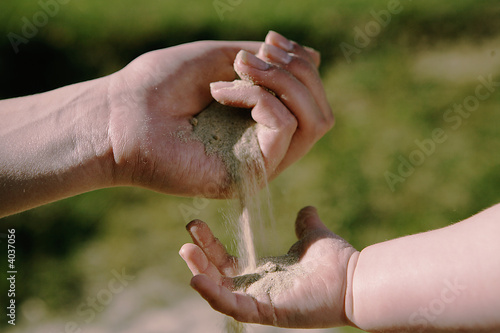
[179, 206, 358, 328]
[107, 31, 333, 197]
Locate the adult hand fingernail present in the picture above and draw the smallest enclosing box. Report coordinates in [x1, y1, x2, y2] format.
[266, 30, 294, 52]
[237, 50, 270, 71]
[260, 43, 292, 64]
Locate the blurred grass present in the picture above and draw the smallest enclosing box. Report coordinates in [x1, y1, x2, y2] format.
[1, 0, 500, 332]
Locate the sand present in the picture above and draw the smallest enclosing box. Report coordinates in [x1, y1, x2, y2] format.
[233, 254, 301, 300]
[190, 101, 263, 186]
[190, 95, 294, 332]
[229, 254, 304, 330]
[191, 100, 265, 271]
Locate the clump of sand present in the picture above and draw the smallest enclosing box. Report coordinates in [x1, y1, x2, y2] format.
[233, 253, 302, 300]
[191, 101, 261, 182]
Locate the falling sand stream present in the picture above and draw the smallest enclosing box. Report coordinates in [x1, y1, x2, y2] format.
[190, 98, 303, 332]
[191, 100, 265, 273]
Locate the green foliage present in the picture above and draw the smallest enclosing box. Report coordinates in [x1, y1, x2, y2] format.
[1, 1, 499, 332]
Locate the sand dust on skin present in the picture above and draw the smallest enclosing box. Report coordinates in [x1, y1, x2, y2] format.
[229, 254, 306, 330]
[233, 254, 303, 299]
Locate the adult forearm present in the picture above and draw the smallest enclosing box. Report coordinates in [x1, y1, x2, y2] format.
[0, 77, 114, 217]
[349, 204, 500, 332]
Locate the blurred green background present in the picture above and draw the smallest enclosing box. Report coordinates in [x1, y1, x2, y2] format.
[1, 0, 500, 332]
